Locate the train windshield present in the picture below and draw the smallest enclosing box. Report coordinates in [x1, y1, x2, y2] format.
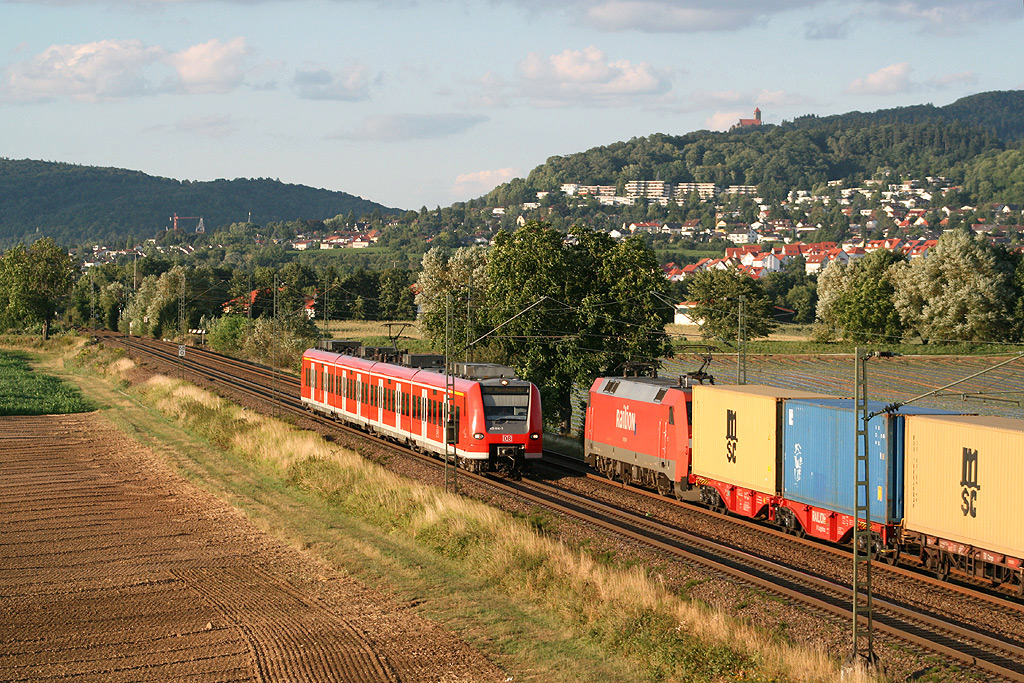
[481, 385, 530, 429]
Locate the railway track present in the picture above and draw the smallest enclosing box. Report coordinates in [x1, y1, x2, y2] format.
[95, 332, 1024, 681]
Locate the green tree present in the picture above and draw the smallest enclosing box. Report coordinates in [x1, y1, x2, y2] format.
[0, 238, 78, 339]
[686, 267, 777, 342]
[889, 230, 1016, 343]
[119, 266, 185, 339]
[415, 245, 489, 350]
[815, 250, 905, 342]
[378, 269, 416, 321]
[485, 222, 673, 432]
[207, 314, 250, 354]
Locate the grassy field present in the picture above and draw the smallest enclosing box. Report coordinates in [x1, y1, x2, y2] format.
[0, 349, 95, 415]
[30, 336, 879, 683]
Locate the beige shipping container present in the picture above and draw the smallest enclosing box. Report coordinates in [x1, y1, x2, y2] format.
[692, 385, 839, 494]
[904, 414, 1024, 559]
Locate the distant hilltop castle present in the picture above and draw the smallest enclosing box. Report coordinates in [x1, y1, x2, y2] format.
[730, 108, 762, 132]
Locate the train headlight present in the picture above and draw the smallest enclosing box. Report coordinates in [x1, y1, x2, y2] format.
[473, 433, 485, 440]
[529, 433, 540, 440]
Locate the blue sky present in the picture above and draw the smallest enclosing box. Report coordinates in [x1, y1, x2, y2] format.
[1, 1, 1021, 213]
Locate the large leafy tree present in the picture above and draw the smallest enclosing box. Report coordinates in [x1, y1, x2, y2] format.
[889, 229, 1017, 343]
[485, 222, 673, 432]
[415, 245, 490, 356]
[686, 267, 777, 342]
[0, 237, 78, 339]
[815, 249, 905, 342]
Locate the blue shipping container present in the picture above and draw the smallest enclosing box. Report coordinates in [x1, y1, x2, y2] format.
[782, 399, 957, 524]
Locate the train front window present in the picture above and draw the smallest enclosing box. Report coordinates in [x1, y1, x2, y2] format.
[481, 385, 530, 431]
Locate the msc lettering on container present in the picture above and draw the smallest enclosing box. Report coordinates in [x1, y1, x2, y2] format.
[960, 446, 980, 518]
[726, 409, 737, 463]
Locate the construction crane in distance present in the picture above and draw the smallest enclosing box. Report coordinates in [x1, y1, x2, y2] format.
[170, 214, 205, 233]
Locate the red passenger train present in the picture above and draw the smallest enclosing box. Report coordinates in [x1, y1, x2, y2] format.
[300, 346, 543, 474]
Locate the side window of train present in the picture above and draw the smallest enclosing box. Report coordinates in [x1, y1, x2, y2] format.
[668, 406, 675, 425]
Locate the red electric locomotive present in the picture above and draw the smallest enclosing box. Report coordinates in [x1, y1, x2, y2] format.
[300, 346, 542, 474]
[584, 375, 698, 498]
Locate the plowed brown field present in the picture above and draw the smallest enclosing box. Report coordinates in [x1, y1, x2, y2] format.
[0, 413, 503, 682]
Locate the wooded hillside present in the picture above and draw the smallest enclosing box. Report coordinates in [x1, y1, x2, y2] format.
[0, 159, 397, 247]
[491, 90, 1024, 206]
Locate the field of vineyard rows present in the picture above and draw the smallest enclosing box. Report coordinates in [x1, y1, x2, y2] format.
[663, 353, 1024, 419]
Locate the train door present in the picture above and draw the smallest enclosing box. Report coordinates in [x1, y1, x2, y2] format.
[341, 369, 349, 414]
[315, 362, 324, 405]
[419, 388, 428, 445]
[356, 374, 363, 421]
[377, 378, 384, 426]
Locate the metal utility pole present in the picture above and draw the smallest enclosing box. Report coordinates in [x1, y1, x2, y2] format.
[465, 273, 472, 363]
[89, 270, 96, 332]
[851, 347, 876, 667]
[736, 295, 747, 384]
[444, 293, 458, 493]
[178, 273, 186, 381]
[273, 275, 279, 417]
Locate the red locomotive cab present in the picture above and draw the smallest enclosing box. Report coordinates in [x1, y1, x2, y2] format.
[460, 374, 542, 474]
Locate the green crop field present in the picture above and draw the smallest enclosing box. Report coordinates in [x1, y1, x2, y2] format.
[0, 351, 95, 415]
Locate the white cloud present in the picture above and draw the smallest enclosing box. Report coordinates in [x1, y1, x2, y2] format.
[147, 114, 239, 139]
[704, 110, 744, 130]
[845, 62, 913, 96]
[1, 37, 253, 102]
[583, 0, 767, 32]
[804, 18, 850, 39]
[292, 64, 376, 101]
[881, 0, 1015, 30]
[682, 88, 807, 116]
[926, 71, 978, 89]
[166, 37, 250, 94]
[452, 167, 520, 197]
[330, 113, 489, 142]
[515, 46, 670, 107]
[2, 39, 165, 102]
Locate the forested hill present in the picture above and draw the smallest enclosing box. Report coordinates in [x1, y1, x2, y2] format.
[0, 158, 397, 246]
[499, 90, 1024, 206]
[786, 90, 1024, 142]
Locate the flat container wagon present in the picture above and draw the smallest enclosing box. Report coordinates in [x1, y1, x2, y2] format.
[691, 385, 838, 519]
[779, 399, 960, 555]
[583, 376, 696, 497]
[903, 414, 1024, 591]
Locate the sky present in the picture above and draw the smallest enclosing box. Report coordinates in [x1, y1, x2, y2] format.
[1, 1, 1022, 214]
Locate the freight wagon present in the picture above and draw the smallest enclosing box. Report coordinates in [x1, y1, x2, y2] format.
[779, 399, 962, 563]
[903, 415, 1024, 591]
[689, 384, 838, 519]
[301, 348, 543, 474]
